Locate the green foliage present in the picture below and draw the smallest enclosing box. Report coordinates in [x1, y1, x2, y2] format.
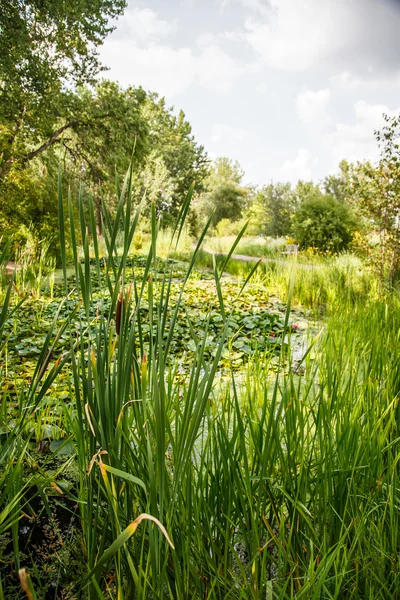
[135, 98, 210, 218]
[215, 218, 248, 237]
[293, 194, 357, 252]
[0, 0, 126, 93]
[0, 81, 209, 252]
[0, 0, 208, 247]
[248, 182, 297, 237]
[293, 180, 322, 203]
[322, 160, 352, 203]
[350, 114, 400, 282]
[0, 0, 126, 178]
[206, 156, 244, 188]
[196, 157, 249, 227]
[0, 161, 58, 254]
[208, 182, 248, 225]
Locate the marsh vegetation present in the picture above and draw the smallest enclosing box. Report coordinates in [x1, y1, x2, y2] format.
[1, 173, 400, 599]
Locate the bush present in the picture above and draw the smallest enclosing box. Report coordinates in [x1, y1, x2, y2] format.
[215, 218, 247, 237]
[293, 195, 357, 253]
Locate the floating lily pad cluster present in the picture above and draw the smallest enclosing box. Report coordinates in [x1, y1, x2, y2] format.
[1, 257, 291, 395]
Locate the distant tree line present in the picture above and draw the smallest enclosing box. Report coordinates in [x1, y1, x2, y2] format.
[196, 123, 400, 282]
[194, 158, 356, 252]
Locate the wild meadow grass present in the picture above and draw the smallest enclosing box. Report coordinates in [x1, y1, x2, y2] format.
[204, 235, 287, 259]
[183, 249, 377, 314]
[1, 171, 400, 598]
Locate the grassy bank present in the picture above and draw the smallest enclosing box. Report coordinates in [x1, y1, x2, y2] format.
[171, 246, 378, 314]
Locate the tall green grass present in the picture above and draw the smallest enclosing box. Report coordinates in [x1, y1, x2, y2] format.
[183, 249, 378, 313]
[2, 166, 400, 598]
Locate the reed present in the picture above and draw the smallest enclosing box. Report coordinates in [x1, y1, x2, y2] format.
[1, 165, 400, 598]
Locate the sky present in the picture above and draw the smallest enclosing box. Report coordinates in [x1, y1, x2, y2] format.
[98, 0, 400, 187]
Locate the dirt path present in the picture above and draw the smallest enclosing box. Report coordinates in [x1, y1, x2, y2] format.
[202, 248, 316, 271]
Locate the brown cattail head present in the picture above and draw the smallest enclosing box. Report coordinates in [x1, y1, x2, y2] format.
[116, 291, 124, 335]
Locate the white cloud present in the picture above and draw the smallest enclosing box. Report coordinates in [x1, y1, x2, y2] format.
[327, 100, 400, 167]
[268, 149, 313, 184]
[296, 88, 332, 132]
[99, 0, 400, 186]
[211, 124, 250, 143]
[113, 7, 175, 43]
[196, 33, 216, 47]
[243, 0, 268, 13]
[229, 0, 269, 15]
[242, 1, 345, 71]
[196, 45, 243, 92]
[333, 70, 400, 89]
[240, 0, 400, 75]
[99, 41, 243, 97]
[255, 82, 267, 94]
[100, 42, 195, 97]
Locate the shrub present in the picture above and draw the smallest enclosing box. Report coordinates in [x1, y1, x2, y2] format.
[215, 218, 247, 237]
[293, 195, 357, 253]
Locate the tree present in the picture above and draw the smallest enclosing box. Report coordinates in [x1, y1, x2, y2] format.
[0, 159, 59, 254]
[208, 183, 248, 226]
[55, 82, 148, 193]
[323, 160, 352, 203]
[206, 157, 244, 189]
[0, 0, 126, 179]
[0, 81, 149, 238]
[195, 158, 249, 228]
[0, 1, 126, 90]
[248, 182, 297, 237]
[293, 181, 322, 204]
[293, 194, 357, 253]
[0, 1, 210, 249]
[140, 97, 210, 219]
[350, 114, 400, 281]
[0, 81, 210, 245]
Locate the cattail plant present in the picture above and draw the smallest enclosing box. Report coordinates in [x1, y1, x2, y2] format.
[2, 163, 400, 599]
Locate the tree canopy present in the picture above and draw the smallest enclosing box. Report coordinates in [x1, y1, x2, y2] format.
[248, 183, 297, 237]
[350, 114, 400, 280]
[0, 78, 210, 249]
[293, 194, 357, 253]
[0, 0, 126, 94]
[0, 1, 127, 179]
[195, 158, 249, 228]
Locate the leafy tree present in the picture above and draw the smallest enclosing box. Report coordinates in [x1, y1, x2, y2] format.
[206, 157, 244, 188]
[195, 158, 248, 228]
[350, 114, 400, 281]
[208, 183, 248, 226]
[0, 1, 210, 248]
[0, 0, 126, 90]
[1, 80, 149, 178]
[293, 194, 357, 253]
[248, 183, 297, 237]
[0, 80, 210, 244]
[137, 151, 175, 215]
[0, 81, 150, 238]
[139, 96, 210, 219]
[293, 181, 322, 204]
[0, 160, 58, 253]
[323, 160, 352, 203]
[0, 0, 126, 179]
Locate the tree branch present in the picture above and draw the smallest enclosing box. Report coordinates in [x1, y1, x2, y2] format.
[22, 121, 80, 165]
[0, 112, 112, 179]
